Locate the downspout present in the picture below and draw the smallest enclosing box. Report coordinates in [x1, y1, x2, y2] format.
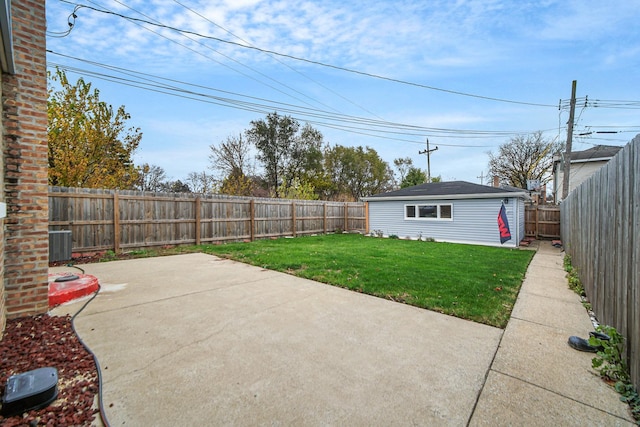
[0, 0, 15, 74]
[515, 198, 520, 245]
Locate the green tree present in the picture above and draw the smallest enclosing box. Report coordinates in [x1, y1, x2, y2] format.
[393, 157, 413, 187]
[324, 145, 393, 200]
[276, 178, 318, 200]
[245, 112, 324, 197]
[488, 131, 563, 189]
[47, 68, 142, 188]
[401, 167, 427, 188]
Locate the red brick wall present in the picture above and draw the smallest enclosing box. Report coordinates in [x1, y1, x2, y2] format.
[0, 77, 4, 333]
[2, 1, 49, 320]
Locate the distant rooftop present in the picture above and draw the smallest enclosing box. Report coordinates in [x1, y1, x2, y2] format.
[569, 145, 622, 161]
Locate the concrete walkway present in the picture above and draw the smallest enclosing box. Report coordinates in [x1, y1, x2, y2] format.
[51, 242, 635, 426]
[470, 241, 634, 426]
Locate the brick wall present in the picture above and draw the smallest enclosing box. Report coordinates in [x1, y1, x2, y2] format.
[2, 0, 49, 320]
[0, 72, 4, 333]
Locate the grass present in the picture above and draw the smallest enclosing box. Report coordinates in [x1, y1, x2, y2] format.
[192, 234, 534, 328]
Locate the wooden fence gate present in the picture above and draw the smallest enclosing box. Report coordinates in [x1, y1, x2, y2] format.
[525, 205, 560, 239]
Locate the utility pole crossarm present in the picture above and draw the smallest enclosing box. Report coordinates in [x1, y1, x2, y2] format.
[418, 138, 438, 183]
[477, 171, 485, 185]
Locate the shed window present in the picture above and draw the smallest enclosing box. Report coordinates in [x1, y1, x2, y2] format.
[418, 205, 437, 218]
[405, 203, 453, 220]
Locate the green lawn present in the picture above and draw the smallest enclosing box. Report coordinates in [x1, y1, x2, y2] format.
[196, 233, 534, 328]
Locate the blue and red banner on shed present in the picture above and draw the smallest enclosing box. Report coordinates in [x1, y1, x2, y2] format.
[497, 203, 511, 244]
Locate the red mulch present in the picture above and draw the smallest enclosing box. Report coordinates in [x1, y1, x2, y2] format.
[0, 314, 99, 426]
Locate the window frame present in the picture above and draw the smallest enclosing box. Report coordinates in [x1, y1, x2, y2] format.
[404, 203, 453, 221]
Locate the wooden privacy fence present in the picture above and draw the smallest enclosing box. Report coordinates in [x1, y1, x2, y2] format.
[524, 205, 560, 239]
[561, 134, 640, 390]
[49, 187, 366, 253]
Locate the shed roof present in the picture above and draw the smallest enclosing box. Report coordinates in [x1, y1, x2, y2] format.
[363, 181, 528, 201]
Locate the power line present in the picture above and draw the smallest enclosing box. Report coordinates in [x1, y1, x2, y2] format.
[46, 5, 80, 38]
[559, 97, 640, 110]
[48, 51, 557, 145]
[83, 0, 338, 113]
[170, 0, 385, 120]
[58, 0, 557, 108]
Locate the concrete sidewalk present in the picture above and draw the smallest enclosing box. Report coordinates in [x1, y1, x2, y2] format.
[470, 241, 634, 426]
[51, 242, 635, 426]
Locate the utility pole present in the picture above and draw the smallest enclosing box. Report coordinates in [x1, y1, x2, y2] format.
[561, 80, 577, 200]
[418, 138, 438, 182]
[477, 171, 485, 185]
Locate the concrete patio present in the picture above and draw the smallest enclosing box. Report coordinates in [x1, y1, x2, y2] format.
[51, 242, 634, 426]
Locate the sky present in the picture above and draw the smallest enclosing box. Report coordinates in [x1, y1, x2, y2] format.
[45, 0, 640, 186]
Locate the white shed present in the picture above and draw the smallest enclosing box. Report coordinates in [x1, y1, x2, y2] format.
[363, 181, 529, 248]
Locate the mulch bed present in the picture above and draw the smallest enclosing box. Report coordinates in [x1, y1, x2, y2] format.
[0, 314, 100, 426]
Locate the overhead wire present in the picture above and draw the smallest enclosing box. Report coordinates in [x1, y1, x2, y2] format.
[559, 97, 640, 110]
[47, 61, 497, 144]
[57, 0, 557, 108]
[170, 0, 386, 120]
[83, 0, 336, 113]
[46, 5, 80, 38]
[48, 51, 556, 146]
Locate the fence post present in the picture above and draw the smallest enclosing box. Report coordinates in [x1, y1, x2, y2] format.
[195, 196, 201, 245]
[365, 201, 369, 234]
[250, 199, 255, 242]
[323, 203, 327, 234]
[535, 206, 539, 239]
[292, 201, 297, 237]
[113, 192, 120, 254]
[344, 202, 348, 231]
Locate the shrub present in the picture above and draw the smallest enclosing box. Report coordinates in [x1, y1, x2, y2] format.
[590, 325, 640, 422]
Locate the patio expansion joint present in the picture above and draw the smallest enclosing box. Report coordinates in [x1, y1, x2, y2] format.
[484, 369, 632, 423]
[466, 323, 505, 426]
[506, 315, 590, 339]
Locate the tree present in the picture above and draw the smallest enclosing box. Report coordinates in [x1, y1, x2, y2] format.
[209, 133, 256, 196]
[245, 112, 324, 197]
[276, 178, 318, 200]
[164, 180, 191, 193]
[401, 167, 427, 188]
[393, 157, 413, 187]
[48, 68, 142, 189]
[136, 164, 168, 192]
[219, 172, 255, 196]
[186, 171, 217, 194]
[324, 145, 393, 200]
[209, 133, 253, 178]
[488, 131, 562, 189]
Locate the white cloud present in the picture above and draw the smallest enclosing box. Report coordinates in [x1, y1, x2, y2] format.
[46, 0, 640, 185]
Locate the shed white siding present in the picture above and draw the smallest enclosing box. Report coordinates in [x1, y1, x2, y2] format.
[368, 197, 523, 248]
[517, 198, 525, 244]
